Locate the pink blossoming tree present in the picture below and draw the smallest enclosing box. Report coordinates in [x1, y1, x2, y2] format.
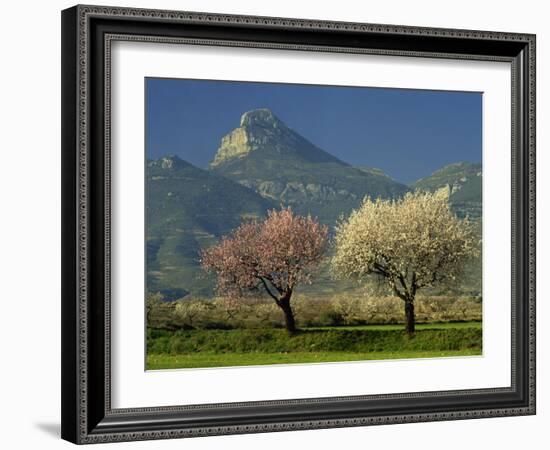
[200, 208, 328, 333]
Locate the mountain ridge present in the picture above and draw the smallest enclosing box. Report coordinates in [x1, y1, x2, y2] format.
[411, 161, 482, 219]
[209, 108, 410, 225]
[147, 155, 275, 297]
[146, 110, 482, 298]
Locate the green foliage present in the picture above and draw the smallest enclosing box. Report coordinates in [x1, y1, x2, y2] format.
[317, 310, 346, 327]
[147, 349, 482, 369]
[147, 326, 482, 355]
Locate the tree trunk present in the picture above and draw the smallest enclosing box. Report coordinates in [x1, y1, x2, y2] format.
[279, 296, 297, 333]
[404, 300, 415, 335]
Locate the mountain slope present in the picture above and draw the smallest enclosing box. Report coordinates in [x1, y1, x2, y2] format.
[209, 109, 409, 224]
[210, 108, 343, 168]
[411, 162, 481, 192]
[355, 166, 396, 180]
[411, 162, 482, 219]
[147, 156, 275, 298]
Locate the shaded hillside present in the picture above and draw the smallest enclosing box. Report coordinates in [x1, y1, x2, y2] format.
[147, 156, 275, 298]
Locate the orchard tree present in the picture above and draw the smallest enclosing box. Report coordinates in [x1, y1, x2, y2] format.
[201, 207, 328, 333]
[332, 190, 479, 334]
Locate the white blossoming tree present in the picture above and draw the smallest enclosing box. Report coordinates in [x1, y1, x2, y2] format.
[332, 190, 479, 334]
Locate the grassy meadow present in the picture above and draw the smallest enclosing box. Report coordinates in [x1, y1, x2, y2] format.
[146, 321, 482, 370]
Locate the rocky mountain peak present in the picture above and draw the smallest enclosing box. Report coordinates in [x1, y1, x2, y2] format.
[148, 155, 190, 170]
[240, 108, 282, 129]
[209, 108, 343, 169]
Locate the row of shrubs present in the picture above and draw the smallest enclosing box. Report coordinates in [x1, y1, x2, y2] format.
[147, 327, 482, 354]
[147, 293, 482, 331]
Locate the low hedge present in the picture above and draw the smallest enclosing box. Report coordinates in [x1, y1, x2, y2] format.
[147, 327, 482, 355]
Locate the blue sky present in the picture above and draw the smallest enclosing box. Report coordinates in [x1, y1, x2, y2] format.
[146, 78, 482, 184]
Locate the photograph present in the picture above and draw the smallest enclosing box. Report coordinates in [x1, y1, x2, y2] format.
[145, 78, 484, 370]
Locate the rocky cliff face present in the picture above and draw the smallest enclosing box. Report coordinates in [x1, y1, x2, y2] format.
[210, 108, 343, 168]
[209, 108, 409, 225]
[210, 127, 251, 167]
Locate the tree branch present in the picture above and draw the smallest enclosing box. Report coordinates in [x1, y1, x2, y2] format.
[397, 274, 410, 300]
[392, 283, 409, 302]
[373, 262, 390, 277]
[258, 276, 281, 306]
[417, 257, 448, 288]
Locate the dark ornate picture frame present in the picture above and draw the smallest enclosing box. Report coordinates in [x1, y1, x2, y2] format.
[61, 4, 536, 444]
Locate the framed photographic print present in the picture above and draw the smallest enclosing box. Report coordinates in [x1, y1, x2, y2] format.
[61, 5, 536, 444]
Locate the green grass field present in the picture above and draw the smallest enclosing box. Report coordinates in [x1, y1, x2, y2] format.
[306, 322, 482, 331]
[147, 349, 481, 369]
[146, 322, 482, 370]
